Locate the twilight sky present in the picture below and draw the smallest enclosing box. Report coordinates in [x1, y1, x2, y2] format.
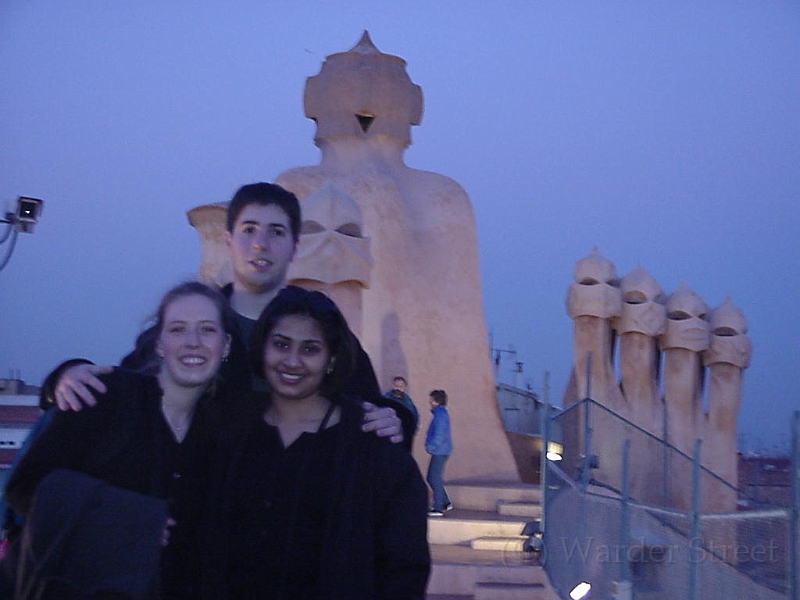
[1, 1, 798, 452]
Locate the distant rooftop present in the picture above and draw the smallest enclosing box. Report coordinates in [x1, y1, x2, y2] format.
[0, 377, 41, 399]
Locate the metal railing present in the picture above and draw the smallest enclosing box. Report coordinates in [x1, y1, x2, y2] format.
[538, 401, 799, 600]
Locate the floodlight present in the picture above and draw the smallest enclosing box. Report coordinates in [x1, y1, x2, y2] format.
[14, 196, 43, 233]
[521, 520, 541, 536]
[546, 441, 563, 461]
[523, 536, 543, 552]
[521, 520, 543, 553]
[570, 581, 592, 599]
[1, 195, 45, 273]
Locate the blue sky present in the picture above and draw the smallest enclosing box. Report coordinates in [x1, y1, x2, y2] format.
[1, 1, 798, 452]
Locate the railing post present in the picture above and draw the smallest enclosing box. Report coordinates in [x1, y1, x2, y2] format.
[581, 425, 593, 492]
[662, 402, 669, 507]
[754, 454, 761, 503]
[586, 351, 592, 401]
[689, 439, 702, 600]
[539, 371, 550, 533]
[790, 410, 799, 600]
[581, 354, 593, 492]
[620, 439, 631, 584]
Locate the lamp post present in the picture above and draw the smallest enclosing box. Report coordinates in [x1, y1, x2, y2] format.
[492, 347, 518, 385]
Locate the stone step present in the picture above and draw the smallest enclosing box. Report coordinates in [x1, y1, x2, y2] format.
[475, 581, 549, 600]
[446, 480, 541, 512]
[427, 508, 528, 545]
[497, 500, 542, 518]
[471, 535, 528, 552]
[428, 544, 544, 596]
[426, 482, 558, 600]
[474, 561, 547, 585]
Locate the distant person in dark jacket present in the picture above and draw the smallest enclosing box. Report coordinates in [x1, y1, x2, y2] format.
[383, 376, 420, 436]
[425, 389, 453, 517]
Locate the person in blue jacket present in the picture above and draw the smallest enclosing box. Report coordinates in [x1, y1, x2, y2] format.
[425, 389, 453, 516]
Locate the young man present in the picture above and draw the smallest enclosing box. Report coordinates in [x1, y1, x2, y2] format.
[425, 389, 453, 517]
[42, 183, 402, 441]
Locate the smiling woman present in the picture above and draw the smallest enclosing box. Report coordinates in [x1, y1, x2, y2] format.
[155, 292, 231, 438]
[2, 281, 234, 599]
[199, 285, 431, 600]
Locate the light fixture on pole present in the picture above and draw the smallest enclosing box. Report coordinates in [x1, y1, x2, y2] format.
[1, 196, 44, 273]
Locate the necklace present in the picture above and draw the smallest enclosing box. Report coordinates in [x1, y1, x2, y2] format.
[162, 405, 195, 439]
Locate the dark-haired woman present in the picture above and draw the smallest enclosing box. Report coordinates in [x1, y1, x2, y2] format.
[201, 286, 430, 600]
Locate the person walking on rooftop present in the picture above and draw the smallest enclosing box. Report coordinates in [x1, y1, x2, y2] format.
[425, 389, 452, 517]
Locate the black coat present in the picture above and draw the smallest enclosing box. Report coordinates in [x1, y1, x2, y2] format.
[6, 369, 219, 599]
[10, 469, 167, 600]
[199, 394, 431, 600]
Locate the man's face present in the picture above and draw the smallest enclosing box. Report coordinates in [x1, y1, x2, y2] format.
[392, 379, 406, 394]
[226, 204, 297, 294]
